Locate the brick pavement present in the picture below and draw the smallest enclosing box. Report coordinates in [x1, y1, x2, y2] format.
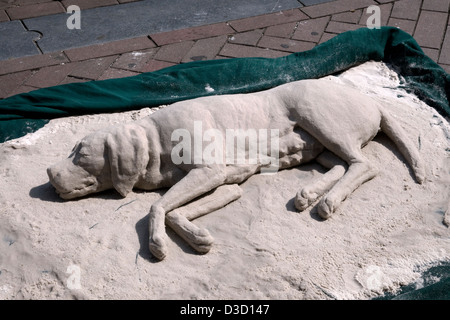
[0, 0, 449, 99]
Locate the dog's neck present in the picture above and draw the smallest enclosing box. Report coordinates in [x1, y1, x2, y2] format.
[134, 118, 169, 189]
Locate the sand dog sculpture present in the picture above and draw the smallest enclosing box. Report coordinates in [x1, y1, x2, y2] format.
[47, 78, 425, 260]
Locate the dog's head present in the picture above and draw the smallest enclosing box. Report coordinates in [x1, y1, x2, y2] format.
[47, 124, 149, 200]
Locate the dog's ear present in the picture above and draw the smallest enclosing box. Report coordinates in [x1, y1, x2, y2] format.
[106, 124, 149, 197]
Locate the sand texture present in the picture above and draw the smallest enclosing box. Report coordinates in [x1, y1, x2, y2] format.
[0, 62, 449, 300]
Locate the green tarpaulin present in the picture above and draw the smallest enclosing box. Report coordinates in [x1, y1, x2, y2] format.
[0, 26, 449, 143]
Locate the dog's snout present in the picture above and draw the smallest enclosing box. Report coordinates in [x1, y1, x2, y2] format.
[47, 163, 73, 191]
[47, 165, 61, 182]
[47, 165, 63, 191]
[47, 158, 103, 199]
[47, 166, 55, 180]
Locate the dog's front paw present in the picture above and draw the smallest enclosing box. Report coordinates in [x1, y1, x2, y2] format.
[149, 234, 168, 260]
[190, 228, 214, 254]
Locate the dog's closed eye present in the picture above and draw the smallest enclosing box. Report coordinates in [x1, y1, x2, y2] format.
[69, 142, 83, 158]
[71, 140, 91, 157]
[79, 148, 89, 157]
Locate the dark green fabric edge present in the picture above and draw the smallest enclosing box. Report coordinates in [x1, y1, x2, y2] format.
[1, 26, 449, 143]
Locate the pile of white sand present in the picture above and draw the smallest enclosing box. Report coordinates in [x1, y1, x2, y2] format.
[0, 61, 449, 300]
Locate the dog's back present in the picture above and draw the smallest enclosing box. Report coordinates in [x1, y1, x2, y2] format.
[145, 87, 296, 138]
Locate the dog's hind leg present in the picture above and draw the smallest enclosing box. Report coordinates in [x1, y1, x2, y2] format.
[149, 165, 228, 260]
[317, 151, 378, 219]
[295, 151, 347, 211]
[165, 184, 242, 253]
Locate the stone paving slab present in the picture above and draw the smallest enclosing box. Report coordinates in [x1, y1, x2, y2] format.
[421, 0, 450, 12]
[292, 17, 330, 42]
[414, 10, 448, 49]
[301, 0, 335, 5]
[0, 9, 9, 22]
[0, 70, 32, 98]
[391, 0, 422, 20]
[181, 35, 229, 63]
[439, 26, 450, 65]
[63, 36, 155, 61]
[388, 17, 417, 35]
[228, 8, 308, 32]
[23, 62, 78, 88]
[61, 0, 121, 11]
[111, 49, 157, 72]
[0, 51, 68, 75]
[0, 20, 41, 60]
[1, 0, 304, 61]
[6, 1, 65, 20]
[70, 55, 120, 79]
[301, 0, 377, 18]
[150, 22, 235, 46]
[20, 0, 304, 55]
[0, 0, 142, 19]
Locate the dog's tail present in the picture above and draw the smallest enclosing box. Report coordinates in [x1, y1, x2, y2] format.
[379, 106, 425, 184]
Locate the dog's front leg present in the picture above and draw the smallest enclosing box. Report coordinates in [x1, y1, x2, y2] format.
[149, 165, 227, 260]
[166, 184, 242, 253]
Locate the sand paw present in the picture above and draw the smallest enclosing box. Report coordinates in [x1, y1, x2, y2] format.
[294, 188, 318, 211]
[317, 196, 335, 219]
[189, 228, 214, 254]
[149, 234, 168, 260]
